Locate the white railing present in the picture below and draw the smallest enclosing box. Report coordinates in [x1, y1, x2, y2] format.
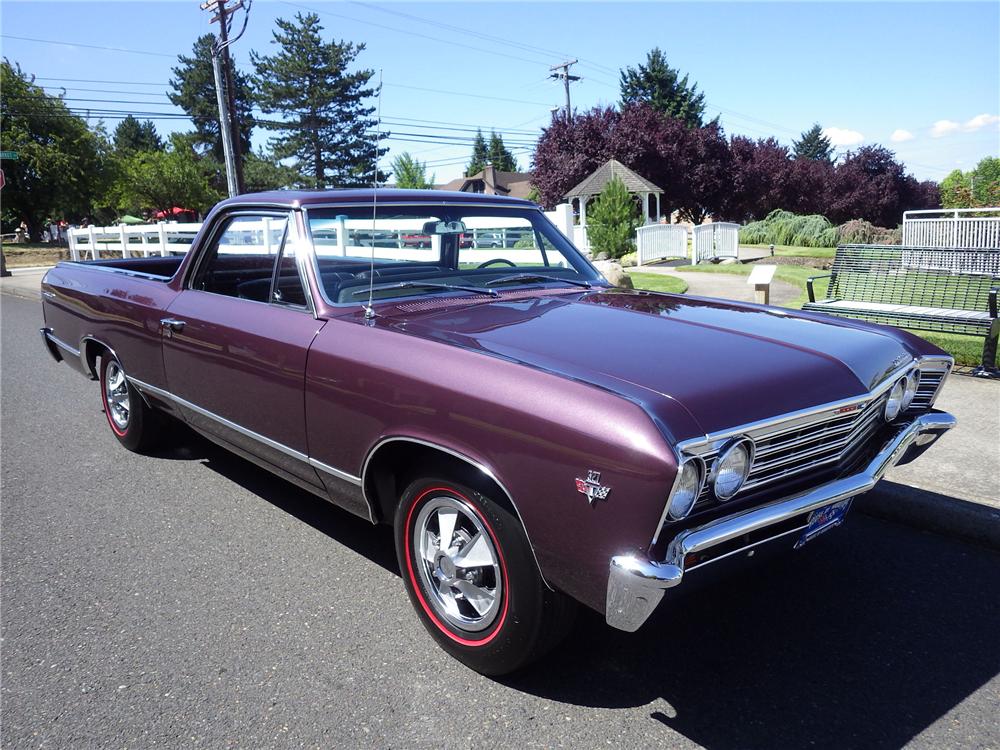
[692, 222, 739, 264]
[68, 223, 202, 261]
[902, 208, 1000, 249]
[635, 224, 688, 265]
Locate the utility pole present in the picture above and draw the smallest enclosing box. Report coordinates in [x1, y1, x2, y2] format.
[549, 59, 581, 121]
[202, 0, 246, 194]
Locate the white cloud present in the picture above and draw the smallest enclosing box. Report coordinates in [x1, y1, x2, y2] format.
[890, 129, 914, 143]
[931, 120, 961, 137]
[822, 127, 864, 147]
[963, 113, 1000, 132]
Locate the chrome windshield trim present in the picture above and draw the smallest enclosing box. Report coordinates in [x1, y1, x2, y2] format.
[127, 377, 363, 486]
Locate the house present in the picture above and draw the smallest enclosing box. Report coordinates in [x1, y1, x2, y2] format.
[438, 165, 534, 200]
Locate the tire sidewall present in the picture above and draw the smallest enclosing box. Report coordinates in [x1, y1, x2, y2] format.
[100, 355, 144, 451]
[395, 477, 546, 675]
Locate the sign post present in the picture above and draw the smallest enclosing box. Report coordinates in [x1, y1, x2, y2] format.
[746, 264, 777, 305]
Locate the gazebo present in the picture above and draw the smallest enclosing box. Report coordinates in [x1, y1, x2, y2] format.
[564, 159, 664, 226]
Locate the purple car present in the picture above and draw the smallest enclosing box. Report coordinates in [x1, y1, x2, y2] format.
[40, 190, 956, 675]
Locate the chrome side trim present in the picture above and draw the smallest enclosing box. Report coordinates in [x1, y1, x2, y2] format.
[127, 376, 363, 487]
[607, 410, 956, 632]
[42, 329, 81, 358]
[79, 335, 123, 381]
[58, 261, 174, 282]
[360, 436, 551, 589]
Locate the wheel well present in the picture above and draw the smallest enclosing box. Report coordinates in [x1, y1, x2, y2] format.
[364, 441, 516, 526]
[81, 338, 108, 380]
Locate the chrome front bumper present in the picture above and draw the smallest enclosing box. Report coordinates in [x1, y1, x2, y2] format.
[606, 410, 956, 632]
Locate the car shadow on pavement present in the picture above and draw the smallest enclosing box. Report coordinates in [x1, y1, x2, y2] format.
[161, 428, 400, 576]
[503, 514, 1000, 749]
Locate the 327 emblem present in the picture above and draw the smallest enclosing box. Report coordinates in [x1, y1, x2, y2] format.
[575, 470, 611, 505]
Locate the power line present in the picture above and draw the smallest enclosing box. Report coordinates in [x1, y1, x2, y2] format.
[0, 34, 175, 58]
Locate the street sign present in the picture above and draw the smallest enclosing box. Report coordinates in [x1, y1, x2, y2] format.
[0, 151, 18, 160]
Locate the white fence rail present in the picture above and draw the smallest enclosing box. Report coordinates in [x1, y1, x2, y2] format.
[68, 223, 201, 260]
[902, 208, 1000, 249]
[692, 222, 739, 264]
[635, 224, 688, 265]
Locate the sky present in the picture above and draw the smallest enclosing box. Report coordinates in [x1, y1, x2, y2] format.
[1, 0, 998, 184]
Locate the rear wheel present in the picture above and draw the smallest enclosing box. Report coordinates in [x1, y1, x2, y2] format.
[395, 476, 576, 675]
[99, 355, 161, 453]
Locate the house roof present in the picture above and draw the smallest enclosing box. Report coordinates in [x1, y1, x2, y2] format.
[565, 159, 663, 198]
[438, 166, 535, 200]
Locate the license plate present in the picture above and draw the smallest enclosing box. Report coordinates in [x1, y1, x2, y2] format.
[795, 498, 853, 549]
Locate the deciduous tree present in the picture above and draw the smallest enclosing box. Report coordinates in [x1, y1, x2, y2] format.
[0, 60, 111, 234]
[251, 13, 386, 188]
[391, 152, 434, 189]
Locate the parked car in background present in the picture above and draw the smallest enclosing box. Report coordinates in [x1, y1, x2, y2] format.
[40, 189, 956, 675]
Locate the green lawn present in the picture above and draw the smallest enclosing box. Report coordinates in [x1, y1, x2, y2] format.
[672, 263, 994, 367]
[743, 244, 837, 259]
[627, 272, 689, 295]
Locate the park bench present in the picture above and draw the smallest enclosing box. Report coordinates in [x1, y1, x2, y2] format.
[803, 244, 1000, 374]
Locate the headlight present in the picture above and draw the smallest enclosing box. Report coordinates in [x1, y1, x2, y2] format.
[884, 379, 906, 421]
[666, 458, 704, 521]
[902, 369, 920, 410]
[712, 438, 754, 500]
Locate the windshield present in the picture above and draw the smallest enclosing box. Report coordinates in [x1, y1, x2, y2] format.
[305, 204, 600, 305]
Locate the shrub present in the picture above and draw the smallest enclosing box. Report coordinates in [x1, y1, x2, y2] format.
[587, 177, 641, 259]
[738, 208, 836, 248]
[835, 219, 901, 245]
[619, 251, 638, 267]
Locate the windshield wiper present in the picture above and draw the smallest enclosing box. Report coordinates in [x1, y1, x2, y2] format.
[352, 281, 499, 298]
[485, 273, 592, 289]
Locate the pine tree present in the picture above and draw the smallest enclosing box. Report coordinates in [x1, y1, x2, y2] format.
[587, 176, 640, 259]
[391, 152, 434, 189]
[251, 13, 386, 188]
[619, 48, 705, 127]
[487, 131, 519, 172]
[793, 124, 833, 162]
[466, 129, 489, 176]
[112, 116, 163, 154]
[168, 34, 254, 162]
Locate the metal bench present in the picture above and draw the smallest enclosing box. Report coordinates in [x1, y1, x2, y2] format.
[804, 244, 1000, 375]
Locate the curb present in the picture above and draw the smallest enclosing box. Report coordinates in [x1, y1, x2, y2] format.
[857, 480, 1000, 551]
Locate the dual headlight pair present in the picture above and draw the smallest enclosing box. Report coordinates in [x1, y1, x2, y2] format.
[666, 438, 753, 521]
[885, 369, 920, 421]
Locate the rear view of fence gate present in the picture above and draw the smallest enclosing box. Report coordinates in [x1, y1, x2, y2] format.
[692, 222, 739, 264]
[636, 224, 688, 265]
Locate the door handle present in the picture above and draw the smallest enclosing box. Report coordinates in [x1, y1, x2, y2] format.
[159, 318, 186, 336]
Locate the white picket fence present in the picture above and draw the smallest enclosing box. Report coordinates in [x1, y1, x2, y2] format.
[902, 208, 1000, 249]
[635, 224, 688, 265]
[68, 223, 201, 260]
[692, 222, 740, 264]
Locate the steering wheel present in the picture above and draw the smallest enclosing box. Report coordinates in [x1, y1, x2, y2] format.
[476, 258, 517, 269]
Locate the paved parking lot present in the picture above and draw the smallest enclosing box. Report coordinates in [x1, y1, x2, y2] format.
[3, 294, 999, 749]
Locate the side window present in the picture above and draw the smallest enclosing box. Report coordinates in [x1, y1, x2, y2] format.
[192, 215, 289, 302]
[274, 235, 308, 307]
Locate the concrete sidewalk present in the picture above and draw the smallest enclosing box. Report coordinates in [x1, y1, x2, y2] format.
[635, 265, 802, 306]
[0, 266, 48, 301]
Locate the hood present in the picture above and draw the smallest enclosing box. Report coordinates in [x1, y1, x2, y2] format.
[380, 289, 915, 440]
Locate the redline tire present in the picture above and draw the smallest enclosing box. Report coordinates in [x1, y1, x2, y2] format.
[395, 476, 576, 675]
[99, 355, 160, 453]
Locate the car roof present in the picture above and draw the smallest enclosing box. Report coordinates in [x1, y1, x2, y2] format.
[216, 188, 538, 209]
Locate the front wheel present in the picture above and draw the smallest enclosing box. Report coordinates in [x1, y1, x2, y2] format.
[395, 477, 575, 675]
[100, 355, 161, 453]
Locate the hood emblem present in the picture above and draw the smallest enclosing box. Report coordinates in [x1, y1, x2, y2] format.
[576, 470, 611, 505]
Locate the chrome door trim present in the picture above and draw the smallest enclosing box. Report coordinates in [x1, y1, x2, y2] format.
[360, 436, 551, 589]
[43, 329, 81, 358]
[127, 377, 363, 486]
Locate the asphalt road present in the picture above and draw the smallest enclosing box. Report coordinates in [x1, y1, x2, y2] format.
[3, 294, 999, 750]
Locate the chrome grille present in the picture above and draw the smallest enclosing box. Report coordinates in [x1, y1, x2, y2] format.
[910, 362, 950, 410]
[689, 393, 889, 509]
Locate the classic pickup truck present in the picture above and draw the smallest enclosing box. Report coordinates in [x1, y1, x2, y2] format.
[41, 189, 956, 675]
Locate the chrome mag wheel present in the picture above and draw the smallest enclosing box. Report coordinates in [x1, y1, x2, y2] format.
[414, 495, 503, 632]
[104, 360, 130, 431]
